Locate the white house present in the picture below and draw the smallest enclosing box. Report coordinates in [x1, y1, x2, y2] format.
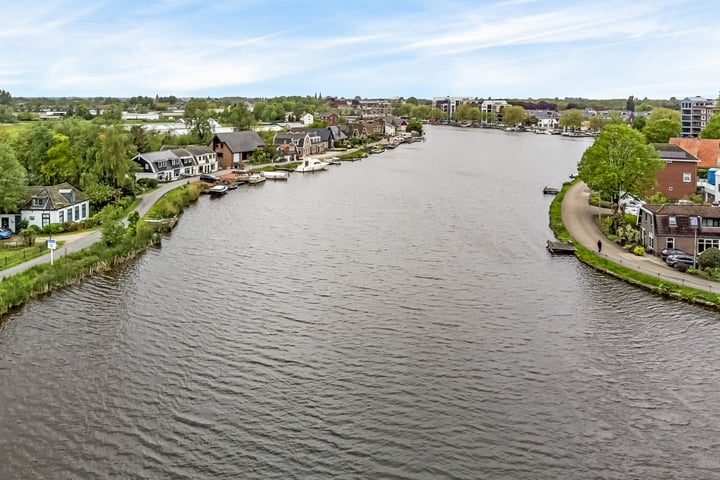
[19, 182, 90, 229]
[300, 112, 314, 125]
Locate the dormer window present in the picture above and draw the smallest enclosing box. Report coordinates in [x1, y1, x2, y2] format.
[32, 197, 45, 208]
[59, 188, 74, 203]
[669, 216, 677, 226]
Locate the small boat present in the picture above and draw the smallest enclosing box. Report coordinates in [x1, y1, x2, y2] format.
[208, 184, 228, 195]
[543, 186, 560, 195]
[295, 157, 329, 172]
[328, 157, 342, 165]
[262, 170, 289, 180]
[248, 173, 266, 184]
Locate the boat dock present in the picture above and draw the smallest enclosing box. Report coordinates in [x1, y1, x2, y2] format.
[546, 240, 576, 254]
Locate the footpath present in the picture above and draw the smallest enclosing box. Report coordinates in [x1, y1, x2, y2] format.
[562, 181, 719, 294]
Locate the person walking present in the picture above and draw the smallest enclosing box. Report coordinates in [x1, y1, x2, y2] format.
[597, 239, 602, 253]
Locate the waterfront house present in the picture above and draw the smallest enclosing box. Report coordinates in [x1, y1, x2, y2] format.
[184, 145, 218, 174]
[18, 182, 90, 229]
[133, 150, 183, 182]
[638, 204, 720, 257]
[648, 143, 699, 200]
[209, 131, 265, 170]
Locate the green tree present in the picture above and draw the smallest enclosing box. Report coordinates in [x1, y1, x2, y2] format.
[643, 118, 681, 143]
[632, 115, 647, 131]
[577, 124, 664, 214]
[101, 219, 126, 245]
[0, 143, 28, 213]
[0, 89, 11, 104]
[700, 115, 720, 139]
[559, 109, 584, 131]
[406, 97, 419, 106]
[222, 102, 256, 131]
[183, 98, 213, 143]
[406, 121, 423, 135]
[94, 125, 137, 190]
[502, 105, 526, 126]
[13, 122, 54, 185]
[410, 105, 431, 119]
[699, 247, 720, 269]
[648, 107, 680, 124]
[588, 115, 607, 132]
[429, 108, 446, 121]
[41, 133, 78, 184]
[626, 95, 635, 112]
[0, 105, 17, 123]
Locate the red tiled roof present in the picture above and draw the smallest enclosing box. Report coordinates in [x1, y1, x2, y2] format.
[669, 138, 720, 168]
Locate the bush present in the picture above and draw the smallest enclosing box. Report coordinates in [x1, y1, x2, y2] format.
[138, 178, 158, 189]
[632, 246, 645, 256]
[42, 223, 66, 235]
[675, 262, 689, 273]
[699, 247, 720, 269]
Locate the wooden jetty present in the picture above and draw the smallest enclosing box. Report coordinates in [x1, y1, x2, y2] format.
[543, 186, 560, 195]
[546, 240, 576, 254]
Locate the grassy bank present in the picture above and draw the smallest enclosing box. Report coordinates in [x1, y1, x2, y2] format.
[549, 181, 720, 310]
[0, 183, 202, 318]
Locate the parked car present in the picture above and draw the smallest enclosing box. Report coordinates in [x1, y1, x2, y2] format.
[666, 254, 695, 269]
[199, 174, 220, 183]
[0, 228, 11, 239]
[661, 247, 688, 260]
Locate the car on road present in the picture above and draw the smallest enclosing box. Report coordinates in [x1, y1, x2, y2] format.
[199, 174, 220, 183]
[661, 247, 689, 260]
[0, 228, 11, 239]
[666, 253, 695, 269]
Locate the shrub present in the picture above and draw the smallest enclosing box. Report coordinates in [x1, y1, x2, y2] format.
[138, 178, 158, 189]
[699, 247, 720, 269]
[42, 223, 65, 235]
[675, 262, 689, 273]
[632, 246, 645, 256]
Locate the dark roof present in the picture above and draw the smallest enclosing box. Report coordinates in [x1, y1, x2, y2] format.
[652, 143, 699, 163]
[213, 131, 265, 153]
[643, 204, 720, 236]
[642, 204, 720, 217]
[21, 182, 89, 211]
[184, 145, 214, 156]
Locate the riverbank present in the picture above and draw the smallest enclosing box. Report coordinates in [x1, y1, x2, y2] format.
[553, 180, 720, 309]
[0, 183, 201, 318]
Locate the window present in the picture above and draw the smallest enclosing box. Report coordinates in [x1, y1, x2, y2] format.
[701, 217, 720, 227]
[669, 216, 677, 226]
[75, 206, 79, 220]
[32, 197, 45, 207]
[59, 211, 64, 224]
[67, 208, 73, 222]
[81, 203, 86, 218]
[666, 237, 675, 249]
[698, 238, 720, 252]
[683, 172, 692, 182]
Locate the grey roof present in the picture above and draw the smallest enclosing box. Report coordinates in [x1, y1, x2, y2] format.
[184, 145, 214, 155]
[137, 150, 179, 162]
[213, 131, 265, 153]
[21, 182, 89, 211]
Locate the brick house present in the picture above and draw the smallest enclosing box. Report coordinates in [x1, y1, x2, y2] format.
[209, 131, 265, 170]
[668, 138, 720, 168]
[639, 204, 720, 257]
[648, 143, 699, 200]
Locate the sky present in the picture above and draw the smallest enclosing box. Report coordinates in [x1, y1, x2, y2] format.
[1, 0, 719, 101]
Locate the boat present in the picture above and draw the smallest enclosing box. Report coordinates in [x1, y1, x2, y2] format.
[543, 186, 560, 195]
[328, 157, 342, 165]
[207, 184, 228, 195]
[262, 170, 289, 180]
[295, 157, 329, 172]
[248, 173, 266, 184]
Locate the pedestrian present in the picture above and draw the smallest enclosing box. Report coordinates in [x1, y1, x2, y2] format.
[597, 239, 602, 253]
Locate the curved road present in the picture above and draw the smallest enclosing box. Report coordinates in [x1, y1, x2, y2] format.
[562, 181, 719, 293]
[0, 178, 190, 281]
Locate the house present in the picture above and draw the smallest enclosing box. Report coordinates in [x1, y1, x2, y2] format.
[648, 143, 699, 200]
[317, 112, 339, 126]
[209, 131, 265, 170]
[300, 113, 314, 125]
[18, 182, 90, 230]
[133, 150, 183, 182]
[668, 138, 720, 168]
[274, 132, 313, 158]
[184, 145, 218, 174]
[638, 204, 720, 257]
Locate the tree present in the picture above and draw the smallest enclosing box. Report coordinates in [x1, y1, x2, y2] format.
[588, 115, 607, 132]
[13, 122, 54, 185]
[626, 95, 635, 112]
[183, 98, 213, 143]
[406, 121, 423, 135]
[632, 116, 647, 131]
[406, 97, 419, 106]
[577, 124, 664, 215]
[700, 115, 720, 139]
[222, 102, 256, 131]
[0, 143, 28, 213]
[0, 89, 11, 105]
[559, 109, 584, 131]
[643, 118, 681, 143]
[41, 133, 78, 184]
[0, 105, 16, 123]
[648, 107, 680, 124]
[502, 105, 526, 126]
[94, 125, 137, 191]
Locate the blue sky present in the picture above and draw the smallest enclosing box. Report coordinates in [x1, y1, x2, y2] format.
[1, 0, 719, 100]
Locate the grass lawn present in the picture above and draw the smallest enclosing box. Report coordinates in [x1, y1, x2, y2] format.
[0, 241, 64, 271]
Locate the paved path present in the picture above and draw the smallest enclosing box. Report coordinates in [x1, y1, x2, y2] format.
[562, 181, 719, 293]
[0, 178, 191, 281]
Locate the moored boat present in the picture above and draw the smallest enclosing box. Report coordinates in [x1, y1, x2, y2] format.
[248, 173, 266, 184]
[207, 184, 228, 195]
[295, 157, 329, 172]
[262, 170, 289, 180]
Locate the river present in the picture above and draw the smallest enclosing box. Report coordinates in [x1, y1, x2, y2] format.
[1, 126, 718, 479]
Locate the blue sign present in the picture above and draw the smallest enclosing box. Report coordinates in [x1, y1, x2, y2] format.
[47, 239, 57, 250]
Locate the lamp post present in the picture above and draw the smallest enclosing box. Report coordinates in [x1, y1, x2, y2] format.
[691, 215, 699, 268]
[447, 96, 450, 124]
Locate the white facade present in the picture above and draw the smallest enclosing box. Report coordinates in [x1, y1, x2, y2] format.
[301, 113, 314, 125]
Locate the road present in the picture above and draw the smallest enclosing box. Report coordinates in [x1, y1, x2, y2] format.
[562, 181, 719, 293]
[0, 177, 191, 281]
